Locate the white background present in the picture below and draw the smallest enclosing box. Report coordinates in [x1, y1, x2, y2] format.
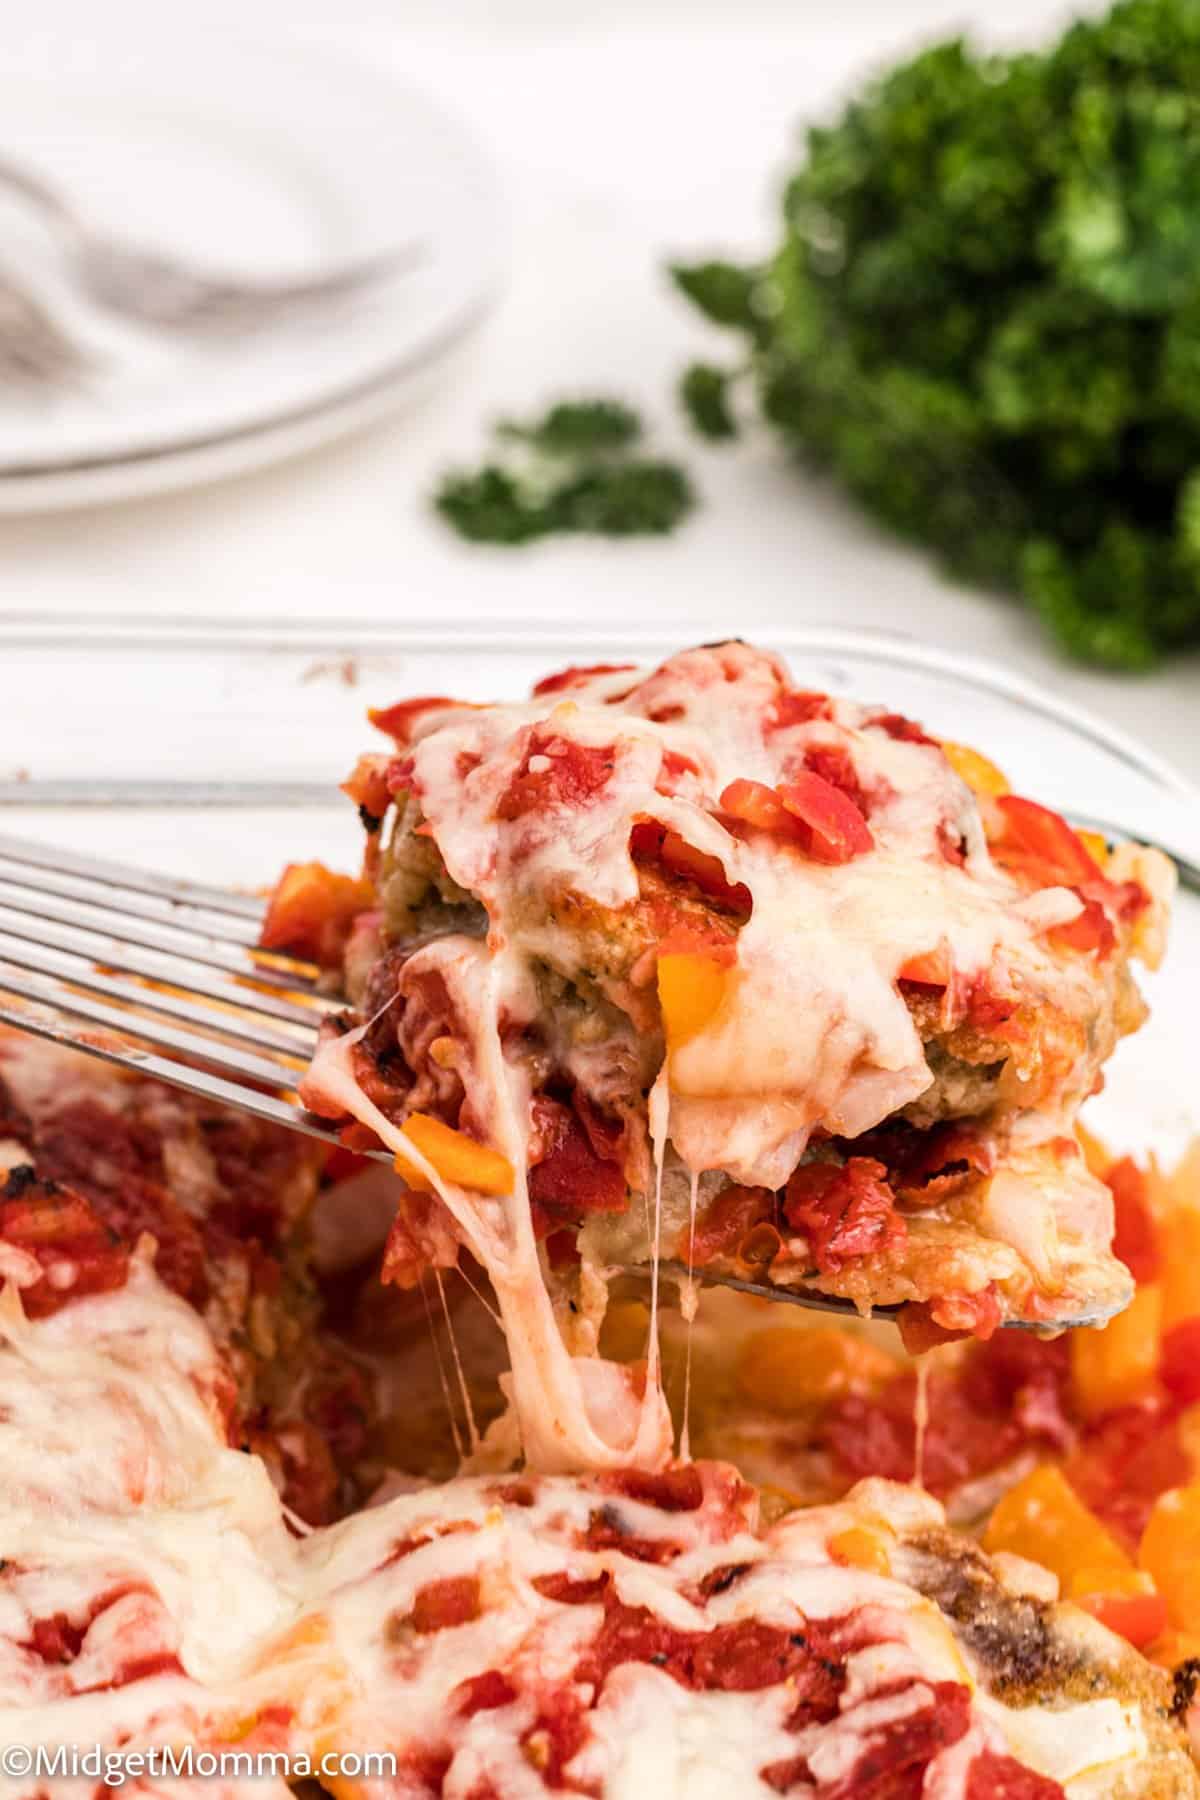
[2, 0, 1197, 780]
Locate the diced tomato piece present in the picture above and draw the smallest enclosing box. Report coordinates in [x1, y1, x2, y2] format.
[760, 1756, 812, 1794]
[801, 743, 871, 819]
[965, 1753, 1066, 1799]
[1050, 896, 1117, 957]
[658, 831, 751, 913]
[898, 948, 951, 988]
[1162, 1319, 1200, 1405]
[496, 731, 615, 821]
[721, 773, 873, 863]
[851, 1120, 994, 1204]
[368, 696, 460, 744]
[784, 1159, 905, 1273]
[992, 795, 1105, 888]
[656, 747, 701, 793]
[534, 1570, 610, 1606]
[25, 1612, 85, 1664]
[454, 1671, 517, 1716]
[259, 861, 374, 969]
[0, 1176, 129, 1318]
[600, 1466, 703, 1512]
[769, 689, 833, 728]
[631, 821, 751, 916]
[777, 772, 874, 863]
[720, 778, 791, 833]
[1107, 1157, 1160, 1283]
[687, 1184, 775, 1267]
[818, 1680, 972, 1800]
[1076, 1588, 1168, 1648]
[528, 1097, 627, 1225]
[575, 1596, 844, 1705]
[873, 710, 937, 746]
[520, 1692, 589, 1787]
[322, 1145, 371, 1183]
[532, 661, 637, 696]
[409, 1576, 481, 1633]
[898, 1288, 1003, 1353]
[339, 753, 393, 822]
[1066, 1405, 1188, 1550]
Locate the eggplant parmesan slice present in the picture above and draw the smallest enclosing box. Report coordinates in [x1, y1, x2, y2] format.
[266, 641, 1174, 1471]
[0, 1265, 1192, 1800]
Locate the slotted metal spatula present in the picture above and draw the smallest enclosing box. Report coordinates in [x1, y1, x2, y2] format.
[0, 832, 1126, 1331]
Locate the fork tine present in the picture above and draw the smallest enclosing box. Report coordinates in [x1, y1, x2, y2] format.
[0, 878, 325, 993]
[0, 832, 265, 922]
[0, 931, 315, 1058]
[0, 907, 332, 1028]
[0, 997, 370, 1156]
[0, 962, 305, 1092]
[0, 866, 264, 944]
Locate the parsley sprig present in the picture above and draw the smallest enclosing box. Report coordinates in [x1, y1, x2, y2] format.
[435, 400, 695, 545]
[673, 0, 1200, 667]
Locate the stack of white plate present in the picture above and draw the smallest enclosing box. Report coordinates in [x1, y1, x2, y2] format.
[0, 32, 503, 510]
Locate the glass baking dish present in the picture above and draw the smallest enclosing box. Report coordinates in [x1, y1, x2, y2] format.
[2, 615, 1197, 1165]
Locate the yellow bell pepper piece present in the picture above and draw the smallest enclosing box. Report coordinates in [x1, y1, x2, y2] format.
[394, 1112, 514, 1196]
[658, 952, 729, 1046]
[1070, 1283, 1162, 1420]
[1140, 1486, 1200, 1629]
[1077, 830, 1110, 867]
[940, 740, 1010, 799]
[735, 1325, 899, 1414]
[829, 1525, 892, 1576]
[983, 1465, 1133, 1591]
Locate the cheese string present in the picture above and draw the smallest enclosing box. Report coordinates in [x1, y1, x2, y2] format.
[679, 1167, 701, 1464]
[419, 1271, 465, 1465]
[436, 1266, 479, 1457]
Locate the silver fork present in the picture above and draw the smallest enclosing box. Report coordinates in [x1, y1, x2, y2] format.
[0, 832, 1121, 1331]
[0, 151, 420, 334]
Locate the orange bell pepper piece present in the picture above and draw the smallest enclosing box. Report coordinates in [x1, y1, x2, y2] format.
[259, 862, 374, 969]
[1070, 1283, 1162, 1420]
[735, 1325, 899, 1414]
[658, 952, 730, 1047]
[394, 1113, 514, 1196]
[1165, 1188, 1200, 1332]
[983, 1465, 1133, 1592]
[1140, 1486, 1200, 1630]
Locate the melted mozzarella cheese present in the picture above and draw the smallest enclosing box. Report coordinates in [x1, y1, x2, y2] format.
[0, 1275, 1179, 1800]
[306, 644, 1168, 1471]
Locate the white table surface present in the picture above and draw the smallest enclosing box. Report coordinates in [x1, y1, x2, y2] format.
[2, 0, 1197, 783]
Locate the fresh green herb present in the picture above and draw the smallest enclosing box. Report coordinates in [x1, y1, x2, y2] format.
[679, 363, 739, 441]
[496, 398, 642, 457]
[673, 0, 1200, 667]
[435, 398, 694, 544]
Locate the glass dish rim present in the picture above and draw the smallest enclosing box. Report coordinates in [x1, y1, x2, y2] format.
[2, 610, 1194, 797]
